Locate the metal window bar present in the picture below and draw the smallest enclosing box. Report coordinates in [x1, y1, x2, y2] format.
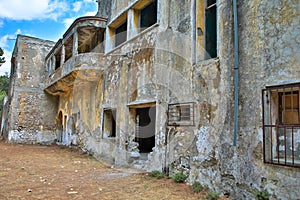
[167, 102, 195, 126]
[262, 83, 300, 168]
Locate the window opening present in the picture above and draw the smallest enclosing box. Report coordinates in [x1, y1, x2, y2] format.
[103, 109, 116, 138]
[140, 1, 157, 31]
[64, 36, 73, 62]
[262, 83, 300, 168]
[54, 50, 61, 70]
[115, 20, 127, 47]
[205, 0, 217, 59]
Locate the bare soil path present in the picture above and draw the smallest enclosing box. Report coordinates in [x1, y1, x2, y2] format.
[0, 141, 204, 200]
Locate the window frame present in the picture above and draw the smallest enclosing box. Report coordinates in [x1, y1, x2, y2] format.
[262, 83, 300, 168]
[167, 102, 195, 126]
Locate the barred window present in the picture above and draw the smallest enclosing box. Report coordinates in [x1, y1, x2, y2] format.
[168, 103, 194, 126]
[262, 83, 300, 167]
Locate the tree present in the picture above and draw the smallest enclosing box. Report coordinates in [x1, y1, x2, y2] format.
[0, 47, 5, 66]
[0, 75, 9, 113]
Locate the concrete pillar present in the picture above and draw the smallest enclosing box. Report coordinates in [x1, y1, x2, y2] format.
[52, 56, 55, 72]
[73, 30, 78, 56]
[127, 9, 139, 40]
[61, 45, 65, 67]
[105, 28, 113, 53]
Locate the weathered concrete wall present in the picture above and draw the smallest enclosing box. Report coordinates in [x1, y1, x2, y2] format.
[235, 0, 300, 199]
[4, 35, 57, 144]
[5, 1, 299, 199]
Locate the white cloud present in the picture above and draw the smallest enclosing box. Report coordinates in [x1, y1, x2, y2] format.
[63, 10, 97, 28]
[0, 29, 22, 75]
[0, 50, 11, 76]
[63, 17, 76, 28]
[84, 11, 97, 16]
[73, 2, 82, 12]
[0, 0, 69, 21]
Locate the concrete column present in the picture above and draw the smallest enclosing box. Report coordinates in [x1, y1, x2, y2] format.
[127, 9, 138, 40]
[51, 56, 55, 72]
[105, 28, 113, 53]
[61, 45, 65, 67]
[73, 30, 78, 56]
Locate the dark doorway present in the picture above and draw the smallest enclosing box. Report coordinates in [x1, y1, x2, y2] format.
[57, 111, 63, 142]
[103, 109, 117, 137]
[135, 107, 156, 153]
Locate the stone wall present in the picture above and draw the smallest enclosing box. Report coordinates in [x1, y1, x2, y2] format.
[4, 35, 57, 144]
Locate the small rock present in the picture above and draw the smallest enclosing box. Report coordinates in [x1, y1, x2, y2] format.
[28, 189, 32, 192]
[67, 191, 78, 194]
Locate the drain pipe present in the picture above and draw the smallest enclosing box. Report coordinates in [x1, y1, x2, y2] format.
[233, 0, 239, 147]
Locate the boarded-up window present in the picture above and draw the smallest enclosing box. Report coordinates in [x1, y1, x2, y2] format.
[279, 91, 299, 124]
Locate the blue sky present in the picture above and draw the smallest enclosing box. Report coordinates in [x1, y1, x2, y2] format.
[0, 0, 98, 75]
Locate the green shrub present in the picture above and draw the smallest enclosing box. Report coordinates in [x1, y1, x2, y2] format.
[192, 181, 204, 193]
[171, 172, 187, 183]
[254, 189, 270, 200]
[148, 170, 164, 179]
[205, 191, 220, 200]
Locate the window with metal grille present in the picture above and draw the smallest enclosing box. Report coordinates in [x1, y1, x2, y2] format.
[168, 102, 194, 126]
[262, 83, 300, 167]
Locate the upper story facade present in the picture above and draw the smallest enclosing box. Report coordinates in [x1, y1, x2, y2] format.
[44, 0, 219, 94]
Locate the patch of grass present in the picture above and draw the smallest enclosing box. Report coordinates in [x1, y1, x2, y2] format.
[192, 181, 206, 193]
[205, 191, 220, 200]
[171, 172, 187, 183]
[253, 189, 270, 200]
[148, 170, 164, 179]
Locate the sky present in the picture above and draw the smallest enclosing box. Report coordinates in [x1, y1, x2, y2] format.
[0, 0, 98, 75]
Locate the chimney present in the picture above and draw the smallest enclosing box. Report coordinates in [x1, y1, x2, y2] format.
[96, 0, 112, 19]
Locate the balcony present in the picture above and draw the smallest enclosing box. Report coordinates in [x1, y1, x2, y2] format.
[44, 16, 108, 95]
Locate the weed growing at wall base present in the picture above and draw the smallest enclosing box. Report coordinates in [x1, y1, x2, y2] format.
[171, 172, 187, 183]
[253, 189, 270, 200]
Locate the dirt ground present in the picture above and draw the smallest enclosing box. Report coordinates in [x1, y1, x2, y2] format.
[0, 141, 209, 200]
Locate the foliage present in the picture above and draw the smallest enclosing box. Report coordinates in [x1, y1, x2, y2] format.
[192, 181, 206, 193]
[205, 191, 220, 200]
[171, 172, 187, 183]
[148, 170, 164, 179]
[0, 75, 10, 113]
[253, 189, 270, 200]
[0, 48, 5, 66]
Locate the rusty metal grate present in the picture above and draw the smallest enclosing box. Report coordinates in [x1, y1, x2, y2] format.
[167, 102, 195, 126]
[262, 83, 300, 168]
